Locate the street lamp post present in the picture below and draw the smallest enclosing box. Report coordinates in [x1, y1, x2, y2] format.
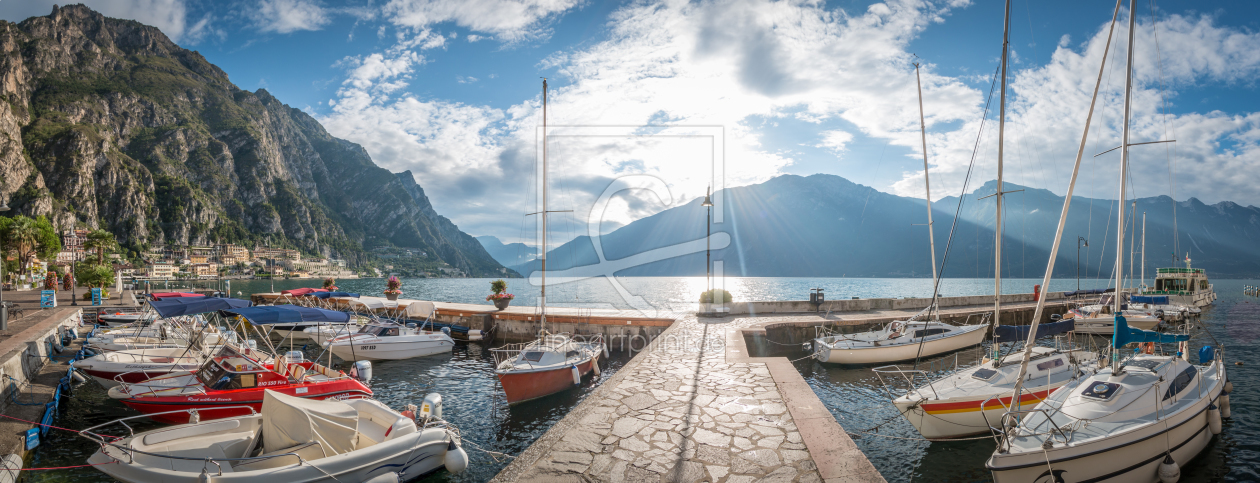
[1077, 236, 1089, 291]
[702, 187, 713, 295]
[70, 251, 78, 306]
[0, 197, 8, 330]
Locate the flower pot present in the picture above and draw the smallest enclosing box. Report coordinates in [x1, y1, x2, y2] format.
[493, 298, 511, 310]
[386, 293, 399, 301]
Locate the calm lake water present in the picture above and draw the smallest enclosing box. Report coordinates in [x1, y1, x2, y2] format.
[26, 276, 1258, 482]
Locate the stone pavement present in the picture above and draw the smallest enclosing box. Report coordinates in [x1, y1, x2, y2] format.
[491, 314, 885, 483]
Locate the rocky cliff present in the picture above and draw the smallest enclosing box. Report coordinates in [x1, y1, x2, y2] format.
[0, 5, 506, 275]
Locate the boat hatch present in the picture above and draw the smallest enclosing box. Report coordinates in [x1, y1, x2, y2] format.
[521, 352, 545, 362]
[1081, 381, 1121, 400]
[1161, 367, 1197, 401]
[1124, 359, 1163, 372]
[972, 368, 999, 381]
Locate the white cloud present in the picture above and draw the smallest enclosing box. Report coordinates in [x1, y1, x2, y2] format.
[383, 0, 583, 42]
[249, 0, 331, 34]
[816, 130, 855, 153]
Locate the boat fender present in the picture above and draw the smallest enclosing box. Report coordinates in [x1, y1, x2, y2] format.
[1208, 404, 1222, 435]
[189, 410, 200, 425]
[1220, 394, 1231, 418]
[592, 359, 601, 376]
[571, 365, 581, 385]
[1157, 453, 1180, 483]
[362, 472, 400, 483]
[198, 467, 213, 483]
[1224, 379, 1233, 395]
[444, 439, 470, 474]
[351, 361, 373, 384]
[70, 370, 86, 384]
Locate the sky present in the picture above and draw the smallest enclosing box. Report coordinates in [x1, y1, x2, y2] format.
[3, 0, 1260, 246]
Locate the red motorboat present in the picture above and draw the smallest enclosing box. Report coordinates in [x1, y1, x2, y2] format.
[108, 345, 371, 424]
[493, 334, 603, 404]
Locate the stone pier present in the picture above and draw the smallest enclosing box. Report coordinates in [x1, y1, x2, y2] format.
[491, 313, 884, 483]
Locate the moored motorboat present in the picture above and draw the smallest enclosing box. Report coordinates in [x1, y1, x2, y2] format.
[492, 333, 604, 404]
[83, 390, 469, 482]
[323, 320, 455, 361]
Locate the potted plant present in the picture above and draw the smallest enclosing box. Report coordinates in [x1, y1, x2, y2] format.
[44, 271, 58, 291]
[487, 279, 514, 310]
[383, 276, 402, 301]
[323, 277, 337, 291]
[699, 288, 732, 316]
[62, 271, 74, 291]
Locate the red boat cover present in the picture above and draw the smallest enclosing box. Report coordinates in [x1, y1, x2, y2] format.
[280, 288, 330, 296]
[148, 292, 205, 301]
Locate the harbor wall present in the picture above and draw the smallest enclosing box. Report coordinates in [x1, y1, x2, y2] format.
[433, 309, 674, 346]
[724, 291, 1065, 315]
[0, 307, 83, 482]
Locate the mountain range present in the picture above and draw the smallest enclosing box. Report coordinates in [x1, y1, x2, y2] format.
[0, 6, 505, 276]
[489, 174, 1260, 279]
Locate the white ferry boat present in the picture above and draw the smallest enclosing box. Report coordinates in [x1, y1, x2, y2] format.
[1142, 257, 1216, 307]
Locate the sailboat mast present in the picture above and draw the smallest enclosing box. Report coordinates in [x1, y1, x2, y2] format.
[994, 0, 1011, 327]
[541, 78, 548, 330]
[914, 62, 939, 302]
[1141, 212, 1146, 288]
[1008, 0, 1123, 409]
[1116, 0, 1135, 317]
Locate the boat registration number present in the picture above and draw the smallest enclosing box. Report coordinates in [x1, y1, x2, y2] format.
[360, 346, 376, 350]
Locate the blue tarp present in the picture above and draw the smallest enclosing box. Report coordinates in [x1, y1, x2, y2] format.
[1064, 288, 1115, 297]
[1130, 295, 1169, 305]
[1112, 315, 1189, 348]
[219, 306, 350, 324]
[150, 297, 251, 318]
[311, 291, 360, 299]
[993, 319, 1076, 343]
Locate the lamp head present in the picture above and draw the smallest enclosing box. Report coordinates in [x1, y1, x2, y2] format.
[701, 186, 713, 207]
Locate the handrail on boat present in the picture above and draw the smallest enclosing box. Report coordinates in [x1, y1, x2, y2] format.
[871, 365, 939, 400]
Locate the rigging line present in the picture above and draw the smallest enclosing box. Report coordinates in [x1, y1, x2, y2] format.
[912, 61, 1003, 370]
[1147, 0, 1178, 258]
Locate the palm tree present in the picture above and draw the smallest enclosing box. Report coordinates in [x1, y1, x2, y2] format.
[84, 229, 115, 265]
[8, 217, 38, 276]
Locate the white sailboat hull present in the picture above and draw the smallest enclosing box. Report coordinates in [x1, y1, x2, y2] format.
[1072, 316, 1159, 335]
[815, 325, 987, 364]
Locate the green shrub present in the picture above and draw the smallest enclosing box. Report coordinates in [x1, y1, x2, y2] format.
[699, 289, 732, 304]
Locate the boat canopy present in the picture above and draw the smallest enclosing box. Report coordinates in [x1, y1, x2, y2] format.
[219, 305, 350, 324]
[280, 288, 329, 296]
[1112, 315, 1189, 348]
[1130, 295, 1169, 305]
[150, 297, 251, 318]
[147, 292, 205, 301]
[311, 291, 360, 299]
[993, 319, 1076, 343]
[1063, 288, 1115, 297]
[260, 390, 359, 455]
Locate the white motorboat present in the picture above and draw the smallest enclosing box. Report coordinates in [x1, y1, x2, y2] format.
[987, 321, 1226, 482]
[82, 390, 470, 482]
[813, 320, 987, 365]
[97, 312, 156, 328]
[302, 321, 361, 344]
[323, 320, 455, 361]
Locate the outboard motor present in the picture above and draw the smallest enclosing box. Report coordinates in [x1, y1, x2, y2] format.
[420, 392, 443, 422]
[405, 322, 417, 329]
[441, 327, 452, 337]
[285, 351, 305, 363]
[349, 360, 373, 384]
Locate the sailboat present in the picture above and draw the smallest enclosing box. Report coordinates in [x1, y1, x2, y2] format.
[491, 79, 604, 404]
[987, 2, 1229, 480]
[810, 60, 986, 365]
[875, 9, 1102, 439]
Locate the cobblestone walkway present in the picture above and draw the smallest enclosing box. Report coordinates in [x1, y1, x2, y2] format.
[493, 315, 878, 483]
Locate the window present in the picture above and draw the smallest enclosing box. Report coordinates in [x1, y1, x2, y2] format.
[521, 352, 544, 362]
[1036, 358, 1064, 371]
[1162, 367, 1197, 401]
[912, 328, 950, 339]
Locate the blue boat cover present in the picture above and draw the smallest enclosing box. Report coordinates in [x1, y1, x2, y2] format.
[1112, 315, 1188, 348]
[219, 306, 350, 324]
[994, 319, 1076, 343]
[1130, 295, 1169, 305]
[1064, 288, 1115, 297]
[150, 297, 251, 318]
[311, 291, 360, 299]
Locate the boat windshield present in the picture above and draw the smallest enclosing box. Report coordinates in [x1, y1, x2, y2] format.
[195, 347, 266, 390]
[357, 324, 400, 337]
